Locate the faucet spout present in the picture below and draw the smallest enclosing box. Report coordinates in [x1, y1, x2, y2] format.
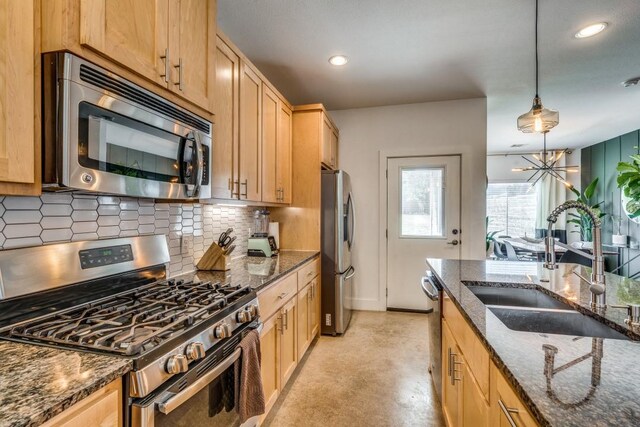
[544, 200, 606, 308]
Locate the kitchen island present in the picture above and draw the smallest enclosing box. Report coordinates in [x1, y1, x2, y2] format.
[427, 258, 640, 427]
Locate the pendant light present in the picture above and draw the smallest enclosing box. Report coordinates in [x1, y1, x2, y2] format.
[517, 0, 559, 133]
[511, 132, 578, 187]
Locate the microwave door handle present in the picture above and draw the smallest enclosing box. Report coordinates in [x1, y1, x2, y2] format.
[193, 132, 204, 197]
[157, 347, 242, 414]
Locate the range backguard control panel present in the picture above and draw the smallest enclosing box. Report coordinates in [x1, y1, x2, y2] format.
[79, 244, 134, 269]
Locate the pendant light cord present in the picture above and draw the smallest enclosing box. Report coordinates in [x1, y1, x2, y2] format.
[535, 0, 539, 97]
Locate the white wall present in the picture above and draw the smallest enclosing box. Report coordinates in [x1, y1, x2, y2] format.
[331, 98, 487, 311]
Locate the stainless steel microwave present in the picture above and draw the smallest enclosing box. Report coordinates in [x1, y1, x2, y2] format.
[43, 52, 212, 200]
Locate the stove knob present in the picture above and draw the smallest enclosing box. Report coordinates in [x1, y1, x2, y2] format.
[165, 354, 188, 374]
[214, 322, 232, 339]
[237, 310, 252, 323]
[248, 304, 260, 317]
[185, 342, 206, 360]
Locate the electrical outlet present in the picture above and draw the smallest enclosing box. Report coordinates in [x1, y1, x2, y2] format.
[180, 235, 192, 254]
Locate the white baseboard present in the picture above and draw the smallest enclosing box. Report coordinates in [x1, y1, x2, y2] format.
[351, 298, 384, 311]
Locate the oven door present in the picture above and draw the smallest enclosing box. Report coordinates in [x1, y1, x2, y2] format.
[131, 323, 261, 427]
[56, 54, 212, 199]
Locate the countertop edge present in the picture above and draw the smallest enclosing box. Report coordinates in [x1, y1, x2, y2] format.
[430, 265, 552, 427]
[253, 251, 320, 293]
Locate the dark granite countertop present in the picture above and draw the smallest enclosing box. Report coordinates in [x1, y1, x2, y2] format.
[0, 250, 318, 427]
[0, 341, 131, 427]
[180, 250, 320, 292]
[427, 259, 640, 427]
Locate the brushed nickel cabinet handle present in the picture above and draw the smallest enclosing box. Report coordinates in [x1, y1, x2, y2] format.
[231, 180, 240, 197]
[160, 48, 170, 83]
[240, 179, 248, 198]
[174, 58, 184, 91]
[278, 292, 288, 300]
[498, 399, 520, 427]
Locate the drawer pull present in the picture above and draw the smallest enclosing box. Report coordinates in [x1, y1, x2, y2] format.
[278, 292, 289, 300]
[498, 399, 520, 427]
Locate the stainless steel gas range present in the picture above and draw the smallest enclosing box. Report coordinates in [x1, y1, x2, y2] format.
[0, 235, 261, 427]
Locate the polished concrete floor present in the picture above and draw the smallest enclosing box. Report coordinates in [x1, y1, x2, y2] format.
[262, 310, 445, 427]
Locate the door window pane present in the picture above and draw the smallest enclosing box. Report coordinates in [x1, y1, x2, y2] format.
[400, 167, 444, 237]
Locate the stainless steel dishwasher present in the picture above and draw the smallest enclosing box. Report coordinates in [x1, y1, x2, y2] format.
[422, 269, 443, 402]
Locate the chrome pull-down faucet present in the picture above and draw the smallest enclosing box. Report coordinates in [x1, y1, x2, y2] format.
[544, 200, 606, 308]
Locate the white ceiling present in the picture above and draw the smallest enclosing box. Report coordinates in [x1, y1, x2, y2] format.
[218, 0, 640, 153]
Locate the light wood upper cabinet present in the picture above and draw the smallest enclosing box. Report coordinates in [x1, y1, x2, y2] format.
[0, 0, 40, 196]
[330, 129, 339, 169]
[239, 61, 262, 202]
[261, 85, 279, 203]
[320, 112, 339, 170]
[168, 0, 216, 111]
[79, 0, 169, 87]
[41, 378, 122, 427]
[212, 37, 239, 199]
[277, 101, 293, 204]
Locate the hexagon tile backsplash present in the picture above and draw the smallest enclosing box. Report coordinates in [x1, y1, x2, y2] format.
[0, 194, 255, 277]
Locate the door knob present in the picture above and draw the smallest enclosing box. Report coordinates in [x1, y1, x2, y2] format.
[447, 240, 459, 246]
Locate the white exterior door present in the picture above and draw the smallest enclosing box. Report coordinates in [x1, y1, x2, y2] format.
[387, 156, 461, 310]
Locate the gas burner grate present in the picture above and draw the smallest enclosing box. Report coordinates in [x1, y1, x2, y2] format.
[9, 279, 253, 356]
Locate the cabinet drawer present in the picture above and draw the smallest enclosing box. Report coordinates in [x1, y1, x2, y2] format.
[297, 257, 320, 288]
[258, 272, 298, 320]
[443, 294, 489, 400]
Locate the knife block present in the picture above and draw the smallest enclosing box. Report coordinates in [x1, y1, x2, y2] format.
[196, 243, 230, 271]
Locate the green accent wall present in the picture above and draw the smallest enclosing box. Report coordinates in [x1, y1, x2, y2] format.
[581, 129, 640, 276]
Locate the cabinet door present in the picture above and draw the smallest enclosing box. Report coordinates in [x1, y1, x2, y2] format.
[79, 0, 169, 87]
[277, 101, 292, 204]
[279, 297, 297, 388]
[309, 278, 320, 338]
[259, 313, 280, 416]
[41, 378, 122, 427]
[330, 129, 339, 169]
[212, 37, 239, 199]
[0, 0, 37, 189]
[461, 360, 489, 427]
[296, 283, 312, 359]
[169, 0, 216, 111]
[321, 115, 332, 168]
[261, 85, 279, 203]
[239, 62, 262, 201]
[442, 321, 462, 427]
[491, 364, 539, 427]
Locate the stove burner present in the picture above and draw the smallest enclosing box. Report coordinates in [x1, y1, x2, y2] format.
[9, 280, 253, 356]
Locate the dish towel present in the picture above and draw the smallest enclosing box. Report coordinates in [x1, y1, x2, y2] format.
[234, 329, 266, 423]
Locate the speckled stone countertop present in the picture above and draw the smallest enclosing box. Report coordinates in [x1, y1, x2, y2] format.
[179, 250, 320, 291]
[0, 341, 131, 427]
[0, 250, 318, 427]
[427, 259, 640, 427]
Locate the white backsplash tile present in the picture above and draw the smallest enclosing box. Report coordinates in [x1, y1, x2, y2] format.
[0, 194, 255, 277]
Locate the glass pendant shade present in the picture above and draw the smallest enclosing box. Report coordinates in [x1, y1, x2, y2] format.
[517, 95, 559, 133]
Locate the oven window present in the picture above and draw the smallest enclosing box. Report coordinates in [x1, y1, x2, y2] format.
[154, 364, 242, 427]
[77, 102, 182, 182]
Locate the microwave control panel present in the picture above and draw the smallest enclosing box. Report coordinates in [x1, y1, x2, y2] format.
[79, 244, 134, 269]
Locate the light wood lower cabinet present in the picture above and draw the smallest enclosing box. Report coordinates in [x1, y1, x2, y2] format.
[442, 295, 539, 427]
[279, 297, 298, 387]
[297, 282, 312, 358]
[310, 278, 321, 338]
[41, 378, 122, 427]
[259, 310, 281, 416]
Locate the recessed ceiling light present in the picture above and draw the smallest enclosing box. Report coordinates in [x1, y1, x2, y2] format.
[575, 22, 608, 39]
[328, 55, 348, 66]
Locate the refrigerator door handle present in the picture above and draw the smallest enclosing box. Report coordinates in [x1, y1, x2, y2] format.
[347, 192, 356, 249]
[344, 265, 356, 280]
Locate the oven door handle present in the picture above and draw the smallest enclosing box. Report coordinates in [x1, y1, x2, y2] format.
[157, 347, 242, 415]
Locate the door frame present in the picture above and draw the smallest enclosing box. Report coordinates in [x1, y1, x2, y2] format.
[378, 150, 463, 311]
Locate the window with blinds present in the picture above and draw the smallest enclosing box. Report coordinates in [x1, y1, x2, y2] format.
[487, 183, 536, 238]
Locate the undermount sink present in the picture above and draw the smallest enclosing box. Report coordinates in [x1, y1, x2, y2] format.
[488, 307, 629, 341]
[467, 286, 572, 310]
[466, 285, 630, 341]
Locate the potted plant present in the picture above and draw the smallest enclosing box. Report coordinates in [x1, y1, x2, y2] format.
[486, 216, 500, 258]
[617, 153, 640, 219]
[567, 178, 606, 244]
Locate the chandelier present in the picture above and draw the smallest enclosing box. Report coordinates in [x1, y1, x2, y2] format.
[511, 132, 578, 187]
[517, 0, 559, 133]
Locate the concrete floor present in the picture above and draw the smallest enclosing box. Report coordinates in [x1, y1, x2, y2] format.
[262, 310, 445, 427]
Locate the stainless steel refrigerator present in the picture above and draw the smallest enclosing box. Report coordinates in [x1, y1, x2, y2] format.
[321, 170, 356, 335]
